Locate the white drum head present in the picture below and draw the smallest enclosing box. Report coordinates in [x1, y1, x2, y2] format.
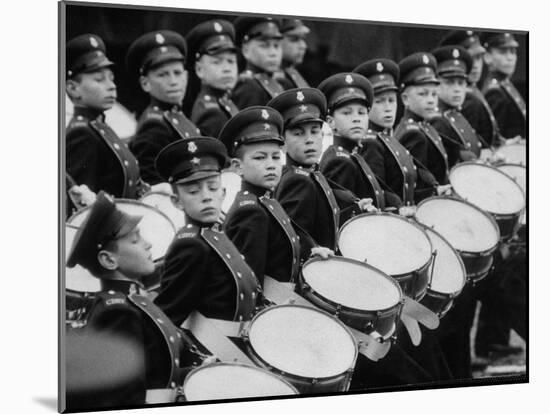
[140, 192, 186, 230]
[415, 198, 499, 253]
[221, 171, 242, 214]
[248, 306, 356, 379]
[65, 225, 101, 292]
[68, 200, 176, 262]
[302, 258, 400, 311]
[450, 163, 525, 215]
[424, 227, 466, 295]
[184, 363, 298, 401]
[338, 214, 432, 276]
[498, 164, 526, 193]
[495, 143, 526, 166]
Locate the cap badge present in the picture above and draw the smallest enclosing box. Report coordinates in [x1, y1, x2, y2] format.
[191, 157, 200, 166]
[261, 109, 269, 119]
[467, 30, 474, 36]
[263, 123, 271, 130]
[214, 22, 223, 32]
[422, 54, 429, 64]
[299, 105, 308, 113]
[188, 141, 198, 153]
[452, 48, 460, 58]
[155, 33, 165, 44]
[345, 74, 354, 84]
[296, 91, 305, 102]
[90, 36, 99, 48]
[376, 62, 384, 72]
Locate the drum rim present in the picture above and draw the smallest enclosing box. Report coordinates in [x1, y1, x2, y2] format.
[139, 190, 178, 202]
[415, 222, 467, 296]
[415, 195, 501, 256]
[300, 256, 404, 314]
[337, 211, 434, 278]
[182, 361, 300, 397]
[449, 161, 526, 215]
[243, 304, 358, 380]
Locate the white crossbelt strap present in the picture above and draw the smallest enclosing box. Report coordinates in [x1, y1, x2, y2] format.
[181, 311, 254, 366]
[263, 275, 391, 361]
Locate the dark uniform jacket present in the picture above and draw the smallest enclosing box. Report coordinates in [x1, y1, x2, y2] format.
[66, 279, 191, 410]
[66, 106, 142, 200]
[483, 71, 526, 140]
[430, 100, 480, 168]
[155, 219, 261, 326]
[232, 63, 293, 109]
[129, 98, 201, 185]
[361, 122, 420, 206]
[462, 84, 501, 148]
[275, 155, 358, 251]
[395, 109, 449, 189]
[275, 64, 310, 88]
[191, 85, 239, 138]
[224, 181, 303, 284]
[320, 135, 400, 209]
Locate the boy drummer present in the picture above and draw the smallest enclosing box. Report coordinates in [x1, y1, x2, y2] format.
[220, 106, 332, 285]
[153, 137, 261, 326]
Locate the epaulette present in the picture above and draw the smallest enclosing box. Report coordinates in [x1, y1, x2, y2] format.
[201, 100, 220, 109]
[142, 107, 165, 121]
[335, 146, 351, 158]
[176, 223, 200, 239]
[238, 70, 254, 81]
[292, 166, 310, 176]
[404, 119, 421, 130]
[485, 78, 502, 90]
[364, 130, 378, 140]
[96, 290, 128, 307]
[68, 115, 90, 130]
[236, 190, 259, 207]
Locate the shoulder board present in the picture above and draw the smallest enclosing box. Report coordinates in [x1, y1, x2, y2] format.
[176, 223, 200, 239]
[96, 290, 128, 307]
[236, 190, 259, 207]
[335, 151, 351, 158]
[364, 131, 378, 140]
[238, 70, 254, 81]
[404, 121, 420, 130]
[485, 78, 503, 91]
[68, 116, 89, 129]
[141, 106, 165, 121]
[292, 166, 310, 176]
[201, 101, 220, 109]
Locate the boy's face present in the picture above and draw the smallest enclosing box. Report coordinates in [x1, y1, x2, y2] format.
[140, 61, 187, 105]
[195, 52, 238, 91]
[282, 34, 307, 65]
[438, 77, 467, 108]
[242, 38, 282, 73]
[401, 84, 439, 120]
[369, 91, 398, 129]
[68, 68, 117, 111]
[234, 142, 283, 190]
[174, 175, 225, 224]
[485, 47, 517, 76]
[284, 121, 324, 166]
[328, 102, 369, 142]
[468, 53, 484, 84]
[106, 227, 155, 279]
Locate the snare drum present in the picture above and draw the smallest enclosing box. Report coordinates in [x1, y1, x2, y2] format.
[495, 142, 526, 166]
[415, 196, 500, 283]
[299, 256, 403, 340]
[338, 212, 433, 300]
[449, 162, 525, 240]
[498, 164, 527, 226]
[183, 362, 299, 401]
[140, 191, 186, 230]
[243, 304, 357, 394]
[417, 224, 467, 318]
[221, 171, 242, 214]
[66, 199, 176, 293]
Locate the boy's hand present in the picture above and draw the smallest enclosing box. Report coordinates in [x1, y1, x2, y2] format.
[310, 247, 334, 260]
[357, 198, 378, 212]
[398, 205, 417, 217]
[68, 184, 96, 209]
[436, 184, 452, 196]
[150, 182, 173, 195]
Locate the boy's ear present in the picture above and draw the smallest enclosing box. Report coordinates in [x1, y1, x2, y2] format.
[139, 75, 151, 93]
[230, 157, 243, 175]
[400, 90, 409, 107]
[66, 79, 81, 101]
[483, 52, 493, 68]
[326, 114, 335, 130]
[241, 43, 250, 60]
[97, 250, 118, 271]
[195, 59, 204, 80]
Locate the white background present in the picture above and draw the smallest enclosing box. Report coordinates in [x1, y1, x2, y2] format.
[2, 0, 543, 412]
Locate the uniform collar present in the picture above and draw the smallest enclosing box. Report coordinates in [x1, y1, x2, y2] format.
[368, 121, 386, 133]
[150, 97, 182, 113]
[333, 134, 360, 153]
[286, 154, 315, 170]
[242, 180, 273, 198]
[245, 62, 273, 76]
[73, 105, 105, 122]
[437, 99, 459, 113]
[185, 215, 222, 231]
[101, 278, 144, 295]
[200, 84, 229, 98]
[488, 70, 508, 82]
[403, 108, 426, 123]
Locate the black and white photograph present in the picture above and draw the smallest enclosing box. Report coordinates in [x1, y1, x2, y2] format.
[57, 0, 531, 412]
[2, 0, 538, 412]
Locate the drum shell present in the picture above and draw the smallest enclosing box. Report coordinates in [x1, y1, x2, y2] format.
[242, 305, 357, 394]
[420, 289, 457, 319]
